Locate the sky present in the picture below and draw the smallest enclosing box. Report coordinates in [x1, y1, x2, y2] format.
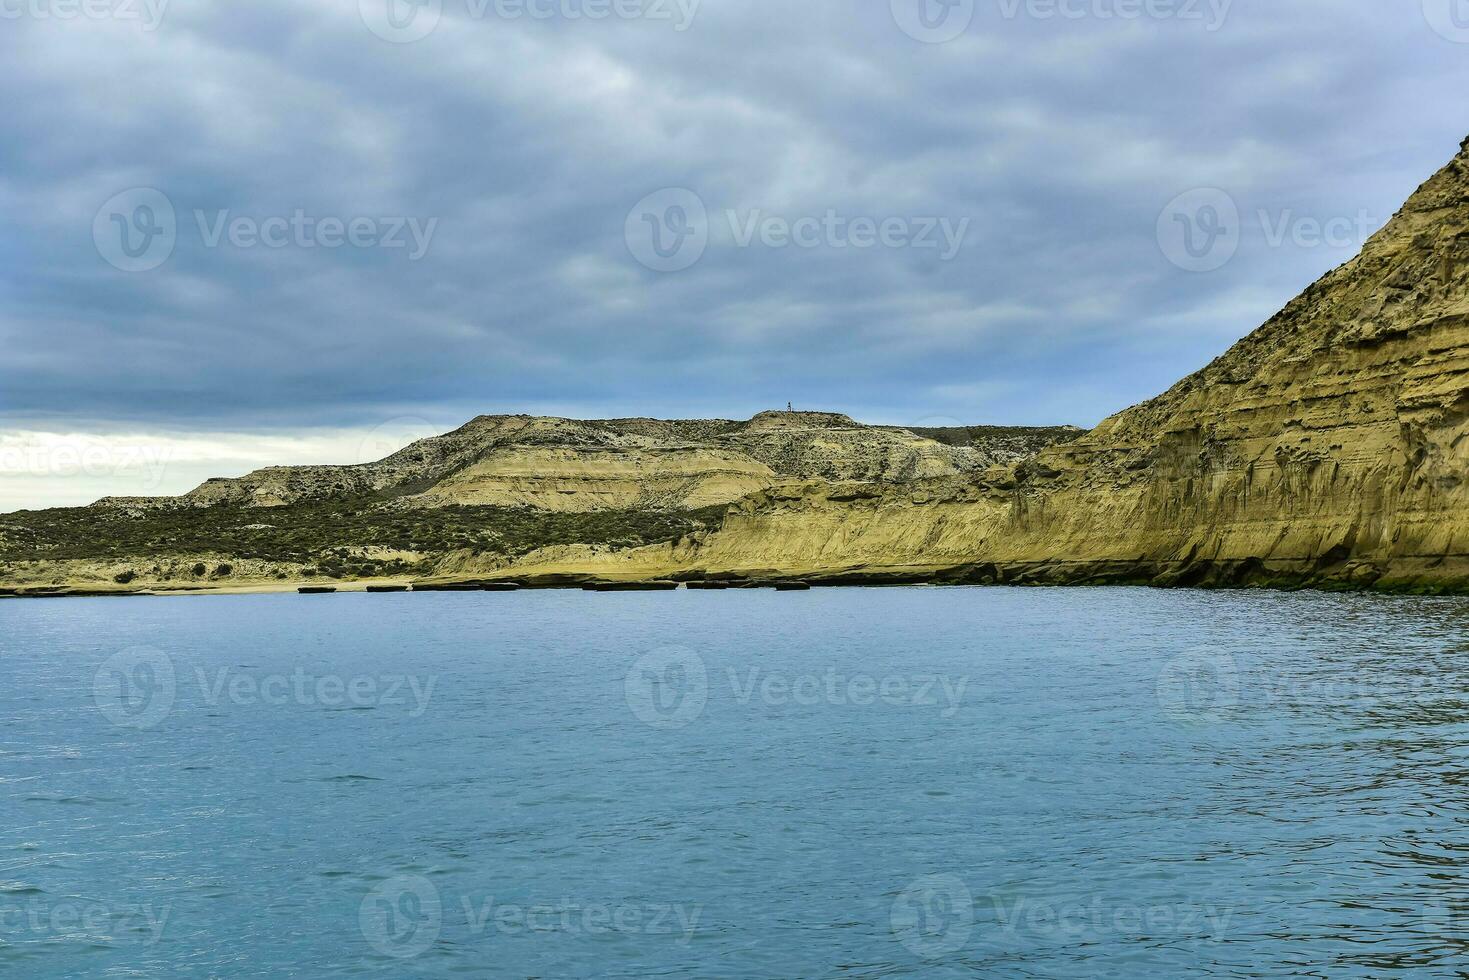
[1, 0, 1467, 510]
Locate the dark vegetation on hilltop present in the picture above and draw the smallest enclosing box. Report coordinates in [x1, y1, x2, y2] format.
[900, 425, 1085, 449]
[0, 496, 729, 575]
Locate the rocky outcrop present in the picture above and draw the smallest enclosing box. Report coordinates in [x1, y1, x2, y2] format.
[90, 412, 1078, 513]
[558, 134, 1469, 592]
[23, 138, 1469, 595]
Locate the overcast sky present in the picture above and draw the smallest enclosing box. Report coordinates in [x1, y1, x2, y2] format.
[1, 0, 1467, 509]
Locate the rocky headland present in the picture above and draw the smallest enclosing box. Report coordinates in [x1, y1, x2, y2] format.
[5, 136, 1469, 596]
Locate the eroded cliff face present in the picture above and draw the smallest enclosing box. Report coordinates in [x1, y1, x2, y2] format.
[11, 141, 1469, 595]
[592, 136, 1469, 591]
[91, 411, 1072, 514]
[0, 414, 1077, 593]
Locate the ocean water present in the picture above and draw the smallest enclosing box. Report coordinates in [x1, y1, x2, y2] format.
[2, 587, 1468, 978]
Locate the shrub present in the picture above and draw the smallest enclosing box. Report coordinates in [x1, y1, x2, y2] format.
[191, 562, 207, 576]
[215, 563, 233, 576]
[113, 570, 136, 584]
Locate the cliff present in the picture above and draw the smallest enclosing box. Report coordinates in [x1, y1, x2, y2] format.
[6, 136, 1469, 596]
[574, 133, 1469, 592]
[0, 416, 1077, 592]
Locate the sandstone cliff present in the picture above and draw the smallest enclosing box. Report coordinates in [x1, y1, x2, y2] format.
[558, 134, 1469, 592]
[90, 411, 1074, 513]
[0, 416, 1076, 593]
[7, 137, 1469, 596]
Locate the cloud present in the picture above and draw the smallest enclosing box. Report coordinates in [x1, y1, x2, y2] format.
[1, 0, 1466, 509]
[0, 420, 451, 511]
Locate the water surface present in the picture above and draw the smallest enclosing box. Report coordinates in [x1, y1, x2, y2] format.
[2, 588, 1468, 977]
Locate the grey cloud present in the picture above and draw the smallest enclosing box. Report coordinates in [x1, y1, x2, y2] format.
[0, 0, 1465, 441]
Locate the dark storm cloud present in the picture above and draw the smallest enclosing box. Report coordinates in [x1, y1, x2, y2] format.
[1, 0, 1466, 433]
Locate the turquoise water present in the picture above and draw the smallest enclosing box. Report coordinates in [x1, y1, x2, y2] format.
[2, 587, 1468, 977]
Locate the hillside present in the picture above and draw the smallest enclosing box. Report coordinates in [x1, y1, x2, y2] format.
[6, 135, 1469, 596]
[0, 414, 1077, 592]
[563, 134, 1469, 593]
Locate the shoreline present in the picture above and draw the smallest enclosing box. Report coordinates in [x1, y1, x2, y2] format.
[6, 556, 1468, 599]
